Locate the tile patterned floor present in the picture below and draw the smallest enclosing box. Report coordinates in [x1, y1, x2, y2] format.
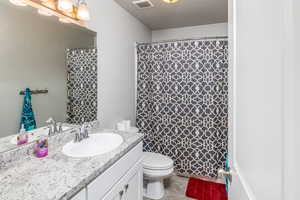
[143, 176, 195, 200]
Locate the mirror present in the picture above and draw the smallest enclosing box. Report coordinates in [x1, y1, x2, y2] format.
[0, 1, 97, 152]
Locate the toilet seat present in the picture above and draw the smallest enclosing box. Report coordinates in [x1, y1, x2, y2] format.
[143, 152, 174, 170]
[143, 167, 174, 179]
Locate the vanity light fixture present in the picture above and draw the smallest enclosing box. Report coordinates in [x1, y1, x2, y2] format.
[77, 0, 90, 21]
[162, 0, 179, 3]
[9, 0, 27, 6]
[10, 0, 90, 26]
[58, 0, 73, 12]
[37, 0, 55, 16]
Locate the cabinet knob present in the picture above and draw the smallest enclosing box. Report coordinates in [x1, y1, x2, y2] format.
[125, 184, 129, 190]
[119, 190, 124, 196]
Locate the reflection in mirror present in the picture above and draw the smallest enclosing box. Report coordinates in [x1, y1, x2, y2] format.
[0, 1, 97, 152]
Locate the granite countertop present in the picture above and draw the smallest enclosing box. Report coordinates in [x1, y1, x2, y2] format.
[0, 130, 143, 200]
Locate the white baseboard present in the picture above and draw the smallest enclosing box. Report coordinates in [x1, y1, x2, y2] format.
[233, 164, 256, 200]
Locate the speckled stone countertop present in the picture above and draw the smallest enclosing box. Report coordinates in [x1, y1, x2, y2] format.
[0, 130, 143, 200]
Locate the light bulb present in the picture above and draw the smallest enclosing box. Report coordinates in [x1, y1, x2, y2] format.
[162, 0, 179, 3]
[9, 0, 27, 6]
[77, 2, 90, 21]
[42, 0, 56, 10]
[38, 0, 55, 16]
[58, 0, 73, 12]
[59, 17, 71, 23]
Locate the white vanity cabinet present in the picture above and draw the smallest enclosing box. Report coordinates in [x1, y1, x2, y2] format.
[102, 161, 143, 200]
[70, 142, 143, 200]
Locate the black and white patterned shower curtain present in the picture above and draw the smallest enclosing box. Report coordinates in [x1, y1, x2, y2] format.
[66, 48, 98, 124]
[136, 39, 228, 177]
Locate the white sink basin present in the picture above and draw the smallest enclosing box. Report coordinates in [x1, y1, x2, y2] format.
[62, 132, 124, 158]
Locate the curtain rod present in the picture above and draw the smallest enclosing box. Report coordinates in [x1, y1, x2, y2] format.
[136, 36, 228, 45]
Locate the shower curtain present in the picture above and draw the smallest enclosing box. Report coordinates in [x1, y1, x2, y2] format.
[136, 39, 228, 177]
[66, 48, 98, 124]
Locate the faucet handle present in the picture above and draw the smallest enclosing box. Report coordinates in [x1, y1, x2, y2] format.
[85, 122, 93, 130]
[81, 122, 90, 139]
[74, 130, 81, 142]
[48, 125, 53, 136]
[46, 117, 54, 124]
[82, 122, 90, 128]
[76, 123, 91, 142]
[57, 122, 63, 133]
[46, 117, 58, 134]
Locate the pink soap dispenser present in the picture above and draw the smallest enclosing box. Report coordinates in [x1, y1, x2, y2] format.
[34, 137, 48, 158]
[17, 124, 28, 145]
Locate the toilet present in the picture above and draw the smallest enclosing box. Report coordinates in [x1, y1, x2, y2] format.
[143, 152, 174, 199]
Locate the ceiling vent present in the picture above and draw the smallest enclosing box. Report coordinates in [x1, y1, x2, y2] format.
[132, 0, 154, 9]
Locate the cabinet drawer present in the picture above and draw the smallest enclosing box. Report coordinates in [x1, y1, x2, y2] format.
[87, 142, 143, 200]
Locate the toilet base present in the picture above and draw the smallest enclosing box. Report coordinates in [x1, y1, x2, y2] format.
[144, 179, 165, 200]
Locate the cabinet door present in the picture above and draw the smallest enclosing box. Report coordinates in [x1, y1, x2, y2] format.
[102, 160, 143, 200]
[124, 165, 143, 200]
[102, 189, 124, 200]
[88, 143, 143, 200]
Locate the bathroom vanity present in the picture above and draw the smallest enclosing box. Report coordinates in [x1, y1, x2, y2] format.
[71, 142, 143, 200]
[0, 128, 143, 200]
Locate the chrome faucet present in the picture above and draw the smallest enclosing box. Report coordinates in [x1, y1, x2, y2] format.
[74, 122, 91, 142]
[46, 117, 56, 136]
[46, 117, 63, 136]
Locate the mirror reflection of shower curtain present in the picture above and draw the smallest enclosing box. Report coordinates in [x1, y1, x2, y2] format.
[136, 39, 228, 177]
[66, 48, 97, 124]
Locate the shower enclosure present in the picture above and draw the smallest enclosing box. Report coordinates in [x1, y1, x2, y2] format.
[66, 48, 98, 124]
[136, 38, 228, 177]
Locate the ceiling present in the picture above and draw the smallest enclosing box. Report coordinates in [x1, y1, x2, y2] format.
[114, 0, 228, 30]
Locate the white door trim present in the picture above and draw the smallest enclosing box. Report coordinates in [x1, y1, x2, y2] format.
[282, 0, 296, 199]
[228, 0, 256, 199]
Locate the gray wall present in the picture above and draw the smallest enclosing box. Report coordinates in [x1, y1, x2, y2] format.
[86, 0, 152, 129]
[0, 3, 95, 137]
[152, 23, 228, 42]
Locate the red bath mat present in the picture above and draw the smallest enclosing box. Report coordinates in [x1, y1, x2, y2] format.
[186, 178, 228, 200]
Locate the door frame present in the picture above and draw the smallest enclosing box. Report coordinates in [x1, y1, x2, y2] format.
[228, 0, 296, 199]
[282, 0, 297, 199]
[227, 0, 257, 199]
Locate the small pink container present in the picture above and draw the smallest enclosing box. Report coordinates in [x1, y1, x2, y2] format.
[34, 139, 48, 158]
[17, 137, 28, 145]
[35, 147, 48, 158]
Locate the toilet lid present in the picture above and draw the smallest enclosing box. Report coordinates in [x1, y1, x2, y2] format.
[143, 152, 174, 170]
